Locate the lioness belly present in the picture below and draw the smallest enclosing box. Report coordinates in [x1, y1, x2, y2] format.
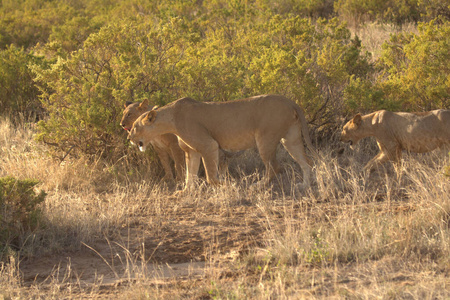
[402, 138, 443, 153]
[215, 133, 256, 151]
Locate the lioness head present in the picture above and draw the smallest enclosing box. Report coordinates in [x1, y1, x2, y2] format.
[128, 110, 158, 152]
[340, 114, 363, 150]
[120, 99, 150, 131]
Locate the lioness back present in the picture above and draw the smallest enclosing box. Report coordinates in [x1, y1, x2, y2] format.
[172, 95, 304, 152]
[382, 110, 450, 153]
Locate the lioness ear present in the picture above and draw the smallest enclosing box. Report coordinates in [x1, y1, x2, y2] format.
[139, 99, 149, 110]
[124, 101, 133, 108]
[143, 110, 157, 125]
[352, 114, 362, 126]
[151, 105, 159, 110]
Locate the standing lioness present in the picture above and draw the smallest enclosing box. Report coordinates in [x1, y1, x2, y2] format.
[121, 100, 185, 182]
[128, 94, 314, 190]
[341, 109, 450, 170]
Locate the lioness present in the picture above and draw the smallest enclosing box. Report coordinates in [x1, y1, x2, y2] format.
[121, 100, 185, 181]
[341, 109, 450, 170]
[128, 94, 314, 190]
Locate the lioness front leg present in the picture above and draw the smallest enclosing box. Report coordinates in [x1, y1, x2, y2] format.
[364, 152, 389, 172]
[364, 143, 401, 172]
[169, 143, 185, 182]
[184, 149, 202, 191]
[153, 145, 174, 181]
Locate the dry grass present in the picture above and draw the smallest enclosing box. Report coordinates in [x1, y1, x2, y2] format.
[349, 22, 418, 60]
[0, 116, 449, 299]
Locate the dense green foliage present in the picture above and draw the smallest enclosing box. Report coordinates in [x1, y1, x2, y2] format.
[345, 18, 450, 112]
[0, 45, 46, 119]
[32, 15, 372, 158]
[0, 0, 449, 159]
[0, 176, 46, 260]
[378, 19, 450, 110]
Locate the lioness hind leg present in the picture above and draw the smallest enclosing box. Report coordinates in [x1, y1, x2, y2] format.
[281, 126, 311, 189]
[256, 137, 280, 184]
[199, 140, 220, 185]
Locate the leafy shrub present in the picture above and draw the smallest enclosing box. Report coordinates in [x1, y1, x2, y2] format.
[33, 19, 189, 159]
[0, 0, 111, 50]
[0, 45, 46, 120]
[0, 176, 46, 261]
[253, 0, 335, 18]
[33, 14, 371, 159]
[344, 19, 450, 113]
[243, 16, 372, 131]
[417, 0, 450, 22]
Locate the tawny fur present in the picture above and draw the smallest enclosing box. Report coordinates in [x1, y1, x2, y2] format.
[128, 94, 314, 191]
[121, 100, 185, 182]
[340, 109, 450, 171]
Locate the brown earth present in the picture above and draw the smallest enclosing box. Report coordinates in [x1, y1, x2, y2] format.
[17, 190, 442, 298]
[18, 194, 271, 296]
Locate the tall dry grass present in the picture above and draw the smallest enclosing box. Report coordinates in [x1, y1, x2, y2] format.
[0, 116, 449, 298]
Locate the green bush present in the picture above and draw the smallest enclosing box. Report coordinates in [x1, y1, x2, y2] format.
[0, 45, 46, 120]
[242, 16, 372, 131]
[417, 0, 450, 22]
[33, 19, 189, 159]
[379, 19, 450, 111]
[0, 0, 111, 50]
[0, 176, 46, 261]
[32, 14, 371, 159]
[344, 19, 450, 113]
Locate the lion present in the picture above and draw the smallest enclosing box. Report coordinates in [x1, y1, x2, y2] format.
[340, 109, 450, 171]
[128, 94, 314, 191]
[121, 100, 237, 181]
[121, 99, 185, 182]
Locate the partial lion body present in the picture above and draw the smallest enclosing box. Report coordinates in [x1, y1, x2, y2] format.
[120, 100, 185, 182]
[341, 109, 450, 170]
[129, 94, 314, 190]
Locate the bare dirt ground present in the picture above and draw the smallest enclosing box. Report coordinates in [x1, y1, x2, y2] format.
[18, 190, 270, 297]
[18, 188, 450, 299]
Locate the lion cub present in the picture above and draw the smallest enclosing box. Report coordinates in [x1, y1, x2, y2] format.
[341, 109, 450, 171]
[128, 94, 314, 191]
